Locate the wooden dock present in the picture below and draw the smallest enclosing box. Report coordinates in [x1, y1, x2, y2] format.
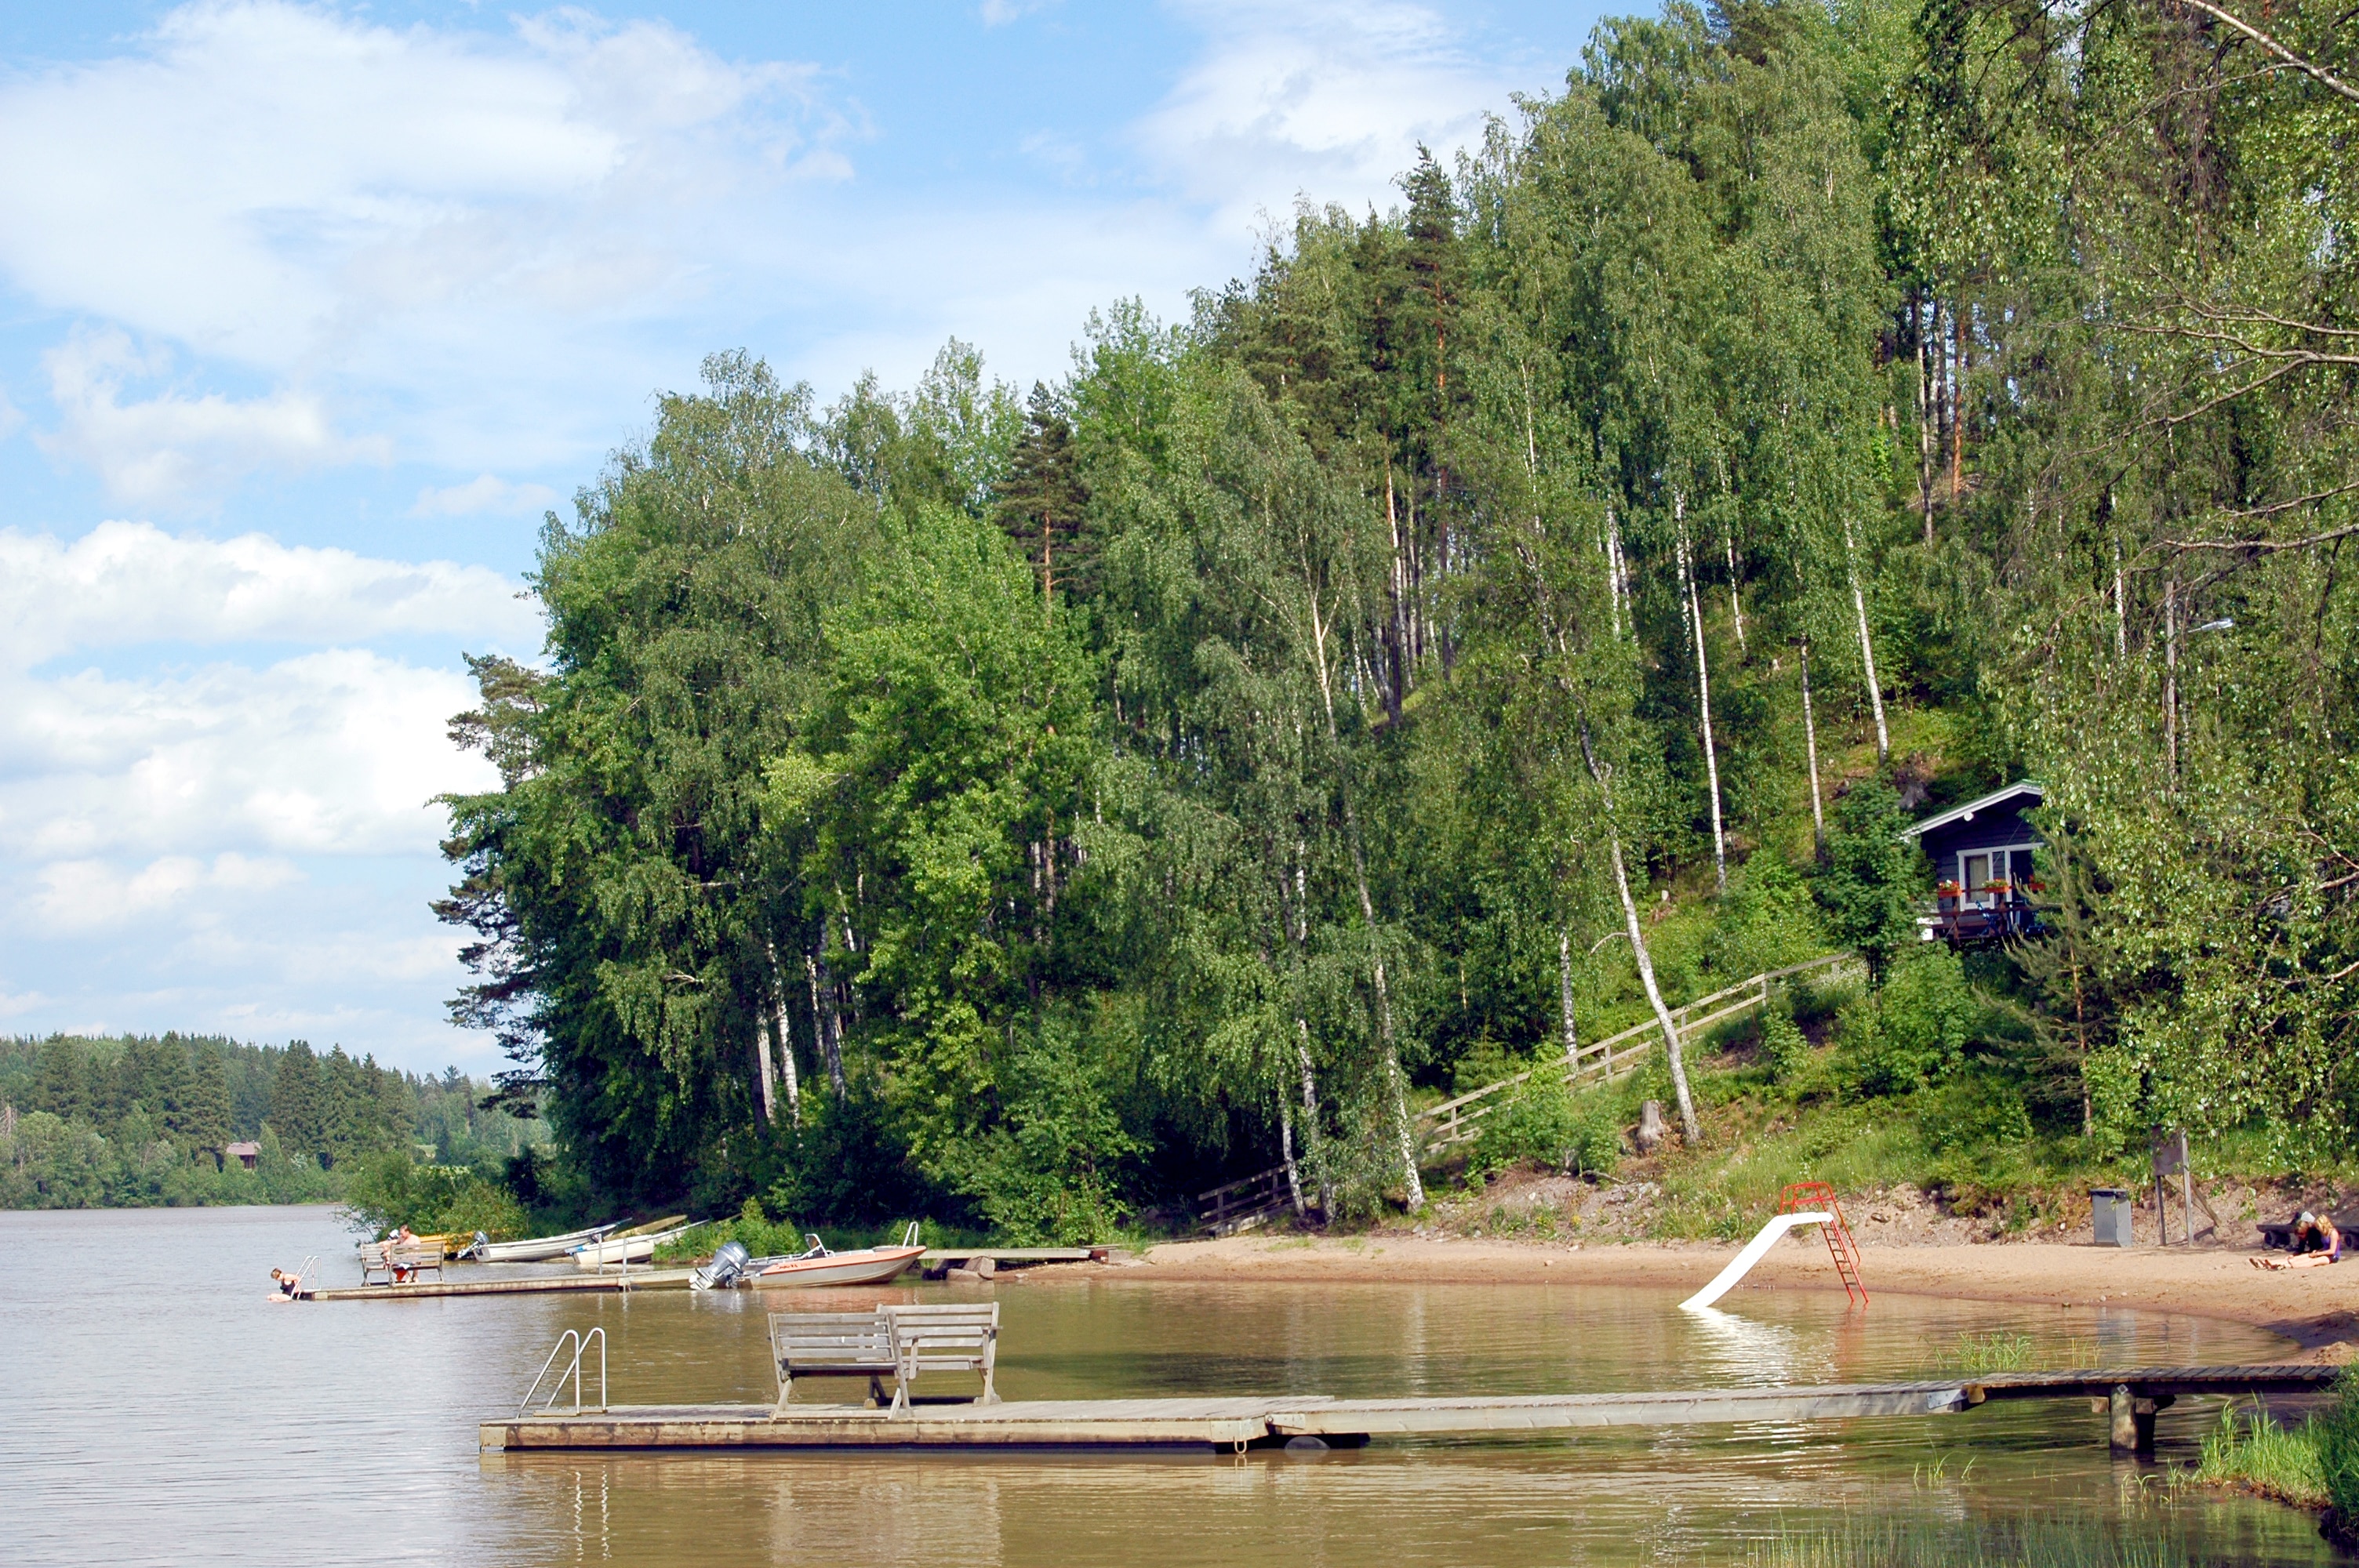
[310, 1269, 696, 1301]
[482, 1364, 2335, 1456]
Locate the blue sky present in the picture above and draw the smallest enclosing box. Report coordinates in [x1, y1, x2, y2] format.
[0, 0, 1609, 1074]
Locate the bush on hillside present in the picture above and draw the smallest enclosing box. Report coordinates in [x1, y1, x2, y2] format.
[1469, 1073, 1619, 1183]
[1838, 948, 1978, 1097]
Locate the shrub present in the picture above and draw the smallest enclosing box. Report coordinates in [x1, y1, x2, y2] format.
[1760, 999, 1811, 1083]
[1469, 1073, 1619, 1182]
[1840, 948, 1977, 1097]
[1918, 1076, 2034, 1154]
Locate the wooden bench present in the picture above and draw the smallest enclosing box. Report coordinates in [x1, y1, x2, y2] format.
[768, 1304, 1002, 1414]
[769, 1311, 900, 1409]
[358, 1240, 445, 1286]
[885, 1302, 999, 1413]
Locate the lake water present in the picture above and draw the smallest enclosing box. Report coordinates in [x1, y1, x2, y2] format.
[0, 1206, 2337, 1566]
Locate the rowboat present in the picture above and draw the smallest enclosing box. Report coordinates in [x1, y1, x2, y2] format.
[572, 1224, 696, 1268]
[754, 1222, 925, 1287]
[467, 1222, 621, 1264]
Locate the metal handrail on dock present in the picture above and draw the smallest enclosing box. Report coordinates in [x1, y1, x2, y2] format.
[520, 1327, 606, 1414]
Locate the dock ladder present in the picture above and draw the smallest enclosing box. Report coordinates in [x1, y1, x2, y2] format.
[520, 1327, 607, 1414]
[1779, 1182, 1867, 1305]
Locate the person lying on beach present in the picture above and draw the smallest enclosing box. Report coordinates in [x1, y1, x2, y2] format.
[269, 1267, 304, 1301]
[2252, 1211, 2341, 1269]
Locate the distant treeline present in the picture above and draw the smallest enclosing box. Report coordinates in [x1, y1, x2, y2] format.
[0, 1034, 544, 1210]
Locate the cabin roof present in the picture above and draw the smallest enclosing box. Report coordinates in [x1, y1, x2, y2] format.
[1899, 781, 2045, 841]
[223, 1140, 261, 1156]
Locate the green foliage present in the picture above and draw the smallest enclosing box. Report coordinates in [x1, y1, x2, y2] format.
[1814, 781, 1926, 982]
[1758, 997, 1811, 1083]
[340, 1152, 529, 1239]
[1838, 948, 1977, 1097]
[422, 0, 2359, 1232]
[1468, 1073, 1621, 1183]
[2194, 1403, 2331, 1510]
[2318, 1369, 2359, 1523]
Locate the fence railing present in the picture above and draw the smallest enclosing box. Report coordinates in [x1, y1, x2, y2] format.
[1196, 951, 1862, 1234]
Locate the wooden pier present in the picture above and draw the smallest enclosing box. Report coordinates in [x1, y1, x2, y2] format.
[482, 1364, 2335, 1456]
[309, 1269, 696, 1301]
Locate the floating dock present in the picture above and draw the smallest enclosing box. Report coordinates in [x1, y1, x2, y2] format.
[310, 1269, 697, 1301]
[481, 1364, 2336, 1456]
[310, 1248, 1108, 1301]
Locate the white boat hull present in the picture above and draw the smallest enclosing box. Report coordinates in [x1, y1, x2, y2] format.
[572, 1226, 690, 1268]
[754, 1244, 925, 1287]
[477, 1225, 617, 1264]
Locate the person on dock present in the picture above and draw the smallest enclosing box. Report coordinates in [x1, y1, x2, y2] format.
[2252, 1211, 2341, 1269]
[387, 1224, 420, 1284]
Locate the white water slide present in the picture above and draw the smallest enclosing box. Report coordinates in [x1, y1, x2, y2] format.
[1677, 1211, 1833, 1311]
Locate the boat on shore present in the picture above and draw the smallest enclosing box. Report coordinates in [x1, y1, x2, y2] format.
[467, 1222, 621, 1264]
[754, 1222, 926, 1287]
[573, 1223, 696, 1268]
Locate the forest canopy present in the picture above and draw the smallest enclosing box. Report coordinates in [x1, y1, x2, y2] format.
[434, 0, 2359, 1238]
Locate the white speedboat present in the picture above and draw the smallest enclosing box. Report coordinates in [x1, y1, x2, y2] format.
[754, 1222, 927, 1287]
[471, 1222, 620, 1264]
[572, 1224, 694, 1268]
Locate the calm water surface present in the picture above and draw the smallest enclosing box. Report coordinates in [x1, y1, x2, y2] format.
[0, 1206, 2337, 1566]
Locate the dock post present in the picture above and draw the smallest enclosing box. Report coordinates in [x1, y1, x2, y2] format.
[2109, 1385, 2136, 1455]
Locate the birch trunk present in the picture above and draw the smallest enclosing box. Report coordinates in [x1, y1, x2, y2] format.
[1917, 297, 1936, 546]
[753, 1012, 777, 1127]
[1800, 640, 1826, 847]
[1841, 514, 1890, 760]
[2164, 575, 2179, 782]
[1302, 556, 1425, 1210]
[1723, 524, 1747, 655]
[1558, 927, 1580, 1069]
[1279, 1098, 1307, 1219]
[1677, 506, 1728, 896]
[1582, 728, 1699, 1142]
[805, 949, 848, 1096]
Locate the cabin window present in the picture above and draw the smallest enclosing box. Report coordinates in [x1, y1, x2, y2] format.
[1957, 847, 2038, 906]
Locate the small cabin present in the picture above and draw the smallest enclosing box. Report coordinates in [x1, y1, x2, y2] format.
[1902, 782, 2045, 945]
[223, 1141, 261, 1171]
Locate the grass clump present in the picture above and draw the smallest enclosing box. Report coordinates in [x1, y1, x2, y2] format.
[1946, 1332, 2036, 1375]
[1735, 1512, 2190, 1567]
[2189, 1403, 2328, 1509]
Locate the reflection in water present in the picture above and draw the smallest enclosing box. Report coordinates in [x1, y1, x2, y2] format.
[1, 1207, 2341, 1567]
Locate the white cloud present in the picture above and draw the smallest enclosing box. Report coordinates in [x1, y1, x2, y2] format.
[1, 649, 496, 861]
[0, 520, 540, 666]
[1139, 1, 1525, 230]
[981, 0, 1061, 24]
[38, 328, 387, 508]
[29, 851, 300, 934]
[0, 2, 844, 365]
[412, 474, 564, 518]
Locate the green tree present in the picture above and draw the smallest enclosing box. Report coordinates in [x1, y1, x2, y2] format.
[1814, 779, 1925, 982]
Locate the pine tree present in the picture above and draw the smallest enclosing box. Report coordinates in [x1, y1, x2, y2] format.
[991, 382, 1092, 604]
[267, 1041, 325, 1163]
[180, 1041, 232, 1152]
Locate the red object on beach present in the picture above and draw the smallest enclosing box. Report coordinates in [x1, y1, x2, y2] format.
[1780, 1181, 1868, 1306]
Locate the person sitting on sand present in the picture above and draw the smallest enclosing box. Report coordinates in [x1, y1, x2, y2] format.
[269, 1266, 304, 1301]
[2252, 1210, 2341, 1269]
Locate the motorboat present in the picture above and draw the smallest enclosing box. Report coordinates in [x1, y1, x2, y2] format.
[572, 1223, 696, 1268]
[467, 1222, 621, 1264]
[754, 1222, 926, 1287]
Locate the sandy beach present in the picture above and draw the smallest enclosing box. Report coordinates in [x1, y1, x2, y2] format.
[1107, 1233, 2359, 1358]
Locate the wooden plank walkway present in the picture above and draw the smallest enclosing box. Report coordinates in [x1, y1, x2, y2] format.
[310, 1269, 696, 1301]
[481, 1364, 2336, 1454]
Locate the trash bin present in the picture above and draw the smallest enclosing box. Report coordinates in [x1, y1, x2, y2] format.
[2090, 1188, 2134, 1247]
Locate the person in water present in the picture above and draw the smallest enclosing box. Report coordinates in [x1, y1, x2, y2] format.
[269, 1266, 304, 1301]
[2252, 1210, 2341, 1269]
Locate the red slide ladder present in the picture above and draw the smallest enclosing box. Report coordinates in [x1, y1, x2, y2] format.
[1779, 1181, 1868, 1306]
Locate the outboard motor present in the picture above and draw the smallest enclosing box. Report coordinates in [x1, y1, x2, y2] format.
[692, 1240, 752, 1291]
[463, 1231, 490, 1261]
